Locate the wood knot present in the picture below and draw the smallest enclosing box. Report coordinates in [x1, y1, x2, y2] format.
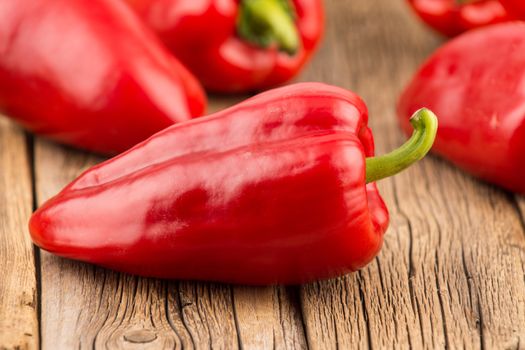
[123, 329, 157, 344]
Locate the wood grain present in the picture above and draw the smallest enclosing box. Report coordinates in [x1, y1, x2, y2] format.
[298, 1, 525, 349]
[2, 0, 525, 349]
[0, 119, 38, 350]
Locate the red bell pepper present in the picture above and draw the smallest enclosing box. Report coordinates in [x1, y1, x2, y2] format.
[0, 0, 206, 154]
[500, 0, 525, 18]
[29, 83, 437, 285]
[398, 22, 525, 194]
[406, 0, 512, 36]
[124, 0, 324, 93]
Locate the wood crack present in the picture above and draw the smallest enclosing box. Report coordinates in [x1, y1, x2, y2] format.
[193, 285, 212, 344]
[297, 287, 311, 350]
[434, 252, 449, 349]
[358, 272, 372, 350]
[407, 221, 426, 346]
[25, 133, 42, 349]
[477, 299, 485, 350]
[163, 283, 182, 346]
[98, 273, 126, 347]
[391, 172, 426, 344]
[90, 270, 112, 349]
[230, 287, 243, 350]
[95, 271, 107, 315]
[461, 247, 485, 350]
[174, 282, 196, 348]
[375, 258, 386, 295]
[406, 220, 417, 314]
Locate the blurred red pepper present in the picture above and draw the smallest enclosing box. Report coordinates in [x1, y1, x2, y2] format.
[124, 0, 324, 93]
[0, 0, 206, 154]
[500, 0, 525, 18]
[398, 23, 525, 193]
[30, 83, 437, 285]
[407, 0, 512, 36]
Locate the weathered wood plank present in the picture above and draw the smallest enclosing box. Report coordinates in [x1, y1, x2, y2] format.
[233, 286, 307, 349]
[0, 119, 38, 350]
[299, 1, 525, 349]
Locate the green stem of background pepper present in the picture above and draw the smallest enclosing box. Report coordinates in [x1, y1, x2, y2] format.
[238, 0, 300, 54]
[366, 108, 438, 183]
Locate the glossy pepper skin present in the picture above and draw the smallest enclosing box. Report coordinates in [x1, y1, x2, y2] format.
[0, 0, 206, 154]
[124, 0, 324, 93]
[29, 83, 437, 284]
[500, 0, 525, 18]
[29, 83, 386, 285]
[398, 23, 525, 194]
[407, 0, 512, 37]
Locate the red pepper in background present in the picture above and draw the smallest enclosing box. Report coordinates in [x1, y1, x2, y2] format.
[0, 0, 206, 155]
[407, 0, 512, 36]
[500, 0, 525, 18]
[124, 0, 324, 93]
[29, 83, 437, 285]
[398, 23, 525, 194]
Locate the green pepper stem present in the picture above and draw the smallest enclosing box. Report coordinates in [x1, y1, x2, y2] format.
[237, 0, 299, 55]
[365, 108, 438, 183]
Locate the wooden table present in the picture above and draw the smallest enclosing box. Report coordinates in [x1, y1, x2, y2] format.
[2, 0, 525, 349]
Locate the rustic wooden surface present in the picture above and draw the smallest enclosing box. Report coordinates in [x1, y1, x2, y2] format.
[1, 0, 525, 349]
